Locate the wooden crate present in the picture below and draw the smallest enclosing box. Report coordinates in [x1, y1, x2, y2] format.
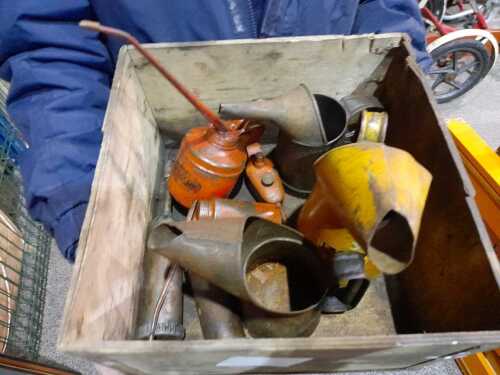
[58, 34, 500, 374]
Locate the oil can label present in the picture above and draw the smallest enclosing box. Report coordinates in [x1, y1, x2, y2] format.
[216, 356, 312, 368]
[171, 161, 202, 193]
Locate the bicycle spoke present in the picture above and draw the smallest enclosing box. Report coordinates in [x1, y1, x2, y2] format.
[458, 60, 480, 74]
[428, 67, 455, 75]
[444, 80, 463, 90]
[431, 38, 488, 102]
[432, 75, 446, 90]
[451, 52, 458, 71]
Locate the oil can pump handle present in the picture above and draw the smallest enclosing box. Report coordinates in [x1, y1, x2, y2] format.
[79, 20, 227, 133]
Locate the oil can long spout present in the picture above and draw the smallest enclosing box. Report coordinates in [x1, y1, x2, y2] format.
[79, 20, 227, 132]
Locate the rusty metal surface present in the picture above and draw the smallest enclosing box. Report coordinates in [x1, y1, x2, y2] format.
[242, 301, 322, 338]
[376, 50, 500, 333]
[147, 217, 332, 337]
[187, 196, 322, 338]
[221, 85, 350, 195]
[299, 142, 432, 275]
[186, 198, 280, 339]
[146, 217, 254, 300]
[136, 264, 185, 340]
[357, 111, 389, 143]
[189, 199, 281, 224]
[245, 143, 285, 204]
[341, 95, 384, 121]
[186, 200, 246, 340]
[240, 218, 330, 337]
[242, 260, 322, 337]
[340, 95, 384, 145]
[188, 274, 245, 339]
[168, 125, 248, 208]
[135, 252, 185, 340]
[220, 84, 325, 145]
[272, 95, 347, 195]
[136, 158, 185, 341]
[147, 218, 330, 308]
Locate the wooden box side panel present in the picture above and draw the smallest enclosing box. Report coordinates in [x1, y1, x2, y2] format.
[129, 34, 402, 138]
[62, 333, 500, 375]
[378, 46, 500, 333]
[59, 50, 162, 346]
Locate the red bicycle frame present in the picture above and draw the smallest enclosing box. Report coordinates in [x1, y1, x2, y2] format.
[422, 1, 494, 44]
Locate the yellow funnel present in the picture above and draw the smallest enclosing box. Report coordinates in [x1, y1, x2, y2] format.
[298, 142, 432, 275]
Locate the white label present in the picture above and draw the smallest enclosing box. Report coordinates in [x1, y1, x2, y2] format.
[217, 356, 312, 368]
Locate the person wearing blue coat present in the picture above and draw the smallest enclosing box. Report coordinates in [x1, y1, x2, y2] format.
[0, 0, 430, 262]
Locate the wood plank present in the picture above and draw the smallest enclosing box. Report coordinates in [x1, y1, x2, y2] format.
[61, 333, 500, 375]
[377, 47, 500, 333]
[59, 49, 162, 346]
[449, 120, 500, 375]
[448, 119, 500, 249]
[448, 119, 500, 197]
[456, 352, 498, 375]
[128, 34, 402, 138]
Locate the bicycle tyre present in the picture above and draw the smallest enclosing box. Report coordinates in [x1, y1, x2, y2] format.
[430, 39, 489, 103]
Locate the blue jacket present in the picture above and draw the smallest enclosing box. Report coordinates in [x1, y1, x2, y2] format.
[0, 0, 430, 261]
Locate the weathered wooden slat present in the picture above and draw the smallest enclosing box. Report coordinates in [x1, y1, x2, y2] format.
[59, 50, 162, 345]
[129, 34, 401, 138]
[62, 333, 500, 375]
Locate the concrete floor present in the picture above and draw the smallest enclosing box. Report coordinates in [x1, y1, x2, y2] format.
[439, 61, 500, 149]
[39, 23, 500, 375]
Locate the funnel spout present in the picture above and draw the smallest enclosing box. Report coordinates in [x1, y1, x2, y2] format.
[147, 217, 330, 312]
[146, 220, 182, 261]
[219, 85, 326, 145]
[147, 218, 247, 299]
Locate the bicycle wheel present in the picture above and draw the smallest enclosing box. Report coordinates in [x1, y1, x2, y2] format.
[427, 0, 448, 20]
[428, 39, 489, 103]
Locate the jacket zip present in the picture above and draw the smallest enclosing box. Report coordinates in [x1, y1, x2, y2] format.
[246, 0, 259, 38]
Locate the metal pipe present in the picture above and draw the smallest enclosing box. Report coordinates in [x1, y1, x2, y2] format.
[188, 274, 245, 339]
[186, 201, 245, 339]
[79, 20, 227, 133]
[135, 253, 185, 340]
[442, 9, 474, 21]
[148, 263, 184, 340]
[135, 164, 185, 340]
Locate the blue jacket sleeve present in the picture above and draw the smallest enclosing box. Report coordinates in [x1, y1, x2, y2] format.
[0, 1, 113, 261]
[353, 0, 432, 71]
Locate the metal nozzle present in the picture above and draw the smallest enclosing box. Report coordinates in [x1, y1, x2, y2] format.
[79, 20, 227, 132]
[189, 274, 245, 339]
[219, 84, 326, 145]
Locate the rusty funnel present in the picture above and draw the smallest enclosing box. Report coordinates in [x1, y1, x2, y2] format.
[147, 217, 331, 336]
[219, 84, 326, 145]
